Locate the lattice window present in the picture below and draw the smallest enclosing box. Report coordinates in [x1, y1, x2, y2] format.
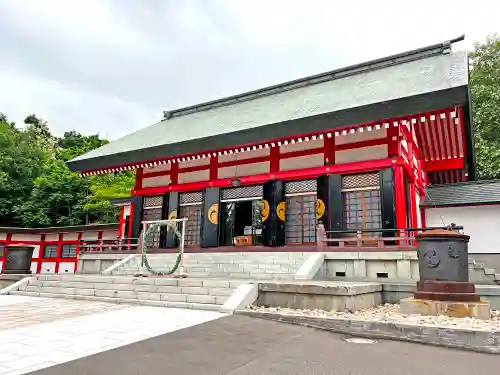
[43, 245, 58, 258]
[179, 204, 202, 246]
[343, 189, 382, 232]
[285, 180, 317, 195]
[0, 244, 4, 257]
[179, 191, 203, 205]
[342, 173, 380, 190]
[61, 244, 77, 258]
[221, 185, 263, 201]
[143, 195, 163, 229]
[285, 194, 317, 244]
[143, 196, 163, 208]
[143, 207, 162, 221]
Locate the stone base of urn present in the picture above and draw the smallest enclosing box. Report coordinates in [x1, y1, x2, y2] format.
[400, 280, 491, 320]
[400, 297, 491, 320]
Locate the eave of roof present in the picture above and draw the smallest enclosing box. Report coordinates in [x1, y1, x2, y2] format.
[68, 35, 469, 173]
[422, 180, 500, 207]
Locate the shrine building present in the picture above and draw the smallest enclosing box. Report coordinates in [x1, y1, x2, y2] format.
[67, 36, 475, 251]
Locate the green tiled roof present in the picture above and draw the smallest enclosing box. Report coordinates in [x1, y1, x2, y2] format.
[423, 180, 500, 207]
[68, 37, 469, 172]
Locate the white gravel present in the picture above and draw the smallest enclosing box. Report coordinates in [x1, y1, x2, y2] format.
[245, 304, 500, 332]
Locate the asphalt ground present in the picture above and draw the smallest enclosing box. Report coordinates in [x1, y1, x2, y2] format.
[29, 315, 498, 375]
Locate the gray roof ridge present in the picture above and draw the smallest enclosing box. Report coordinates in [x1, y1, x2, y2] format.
[162, 35, 465, 120]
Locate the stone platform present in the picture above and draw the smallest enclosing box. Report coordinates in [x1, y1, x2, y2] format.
[255, 281, 382, 312]
[400, 297, 491, 320]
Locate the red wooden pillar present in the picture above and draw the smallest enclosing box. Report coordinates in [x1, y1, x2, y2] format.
[36, 234, 45, 274]
[270, 146, 280, 173]
[118, 206, 125, 238]
[1, 233, 12, 273]
[393, 165, 407, 241]
[324, 134, 335, 165]
[74, 232, 83, 273]
[54, 233, 63, 273]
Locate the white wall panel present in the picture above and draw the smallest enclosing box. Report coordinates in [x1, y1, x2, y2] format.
[58, 262, 75, 274]
[335, 144, 388, 164]
[426, 205, 500, 254]
[40, 262, 56, 273]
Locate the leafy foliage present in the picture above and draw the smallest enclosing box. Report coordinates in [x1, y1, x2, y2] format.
[470, 34, 500, 180]
[0, 113, 133, 227]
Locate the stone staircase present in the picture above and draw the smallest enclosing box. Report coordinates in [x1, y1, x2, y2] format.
[108, 252, 309, 280]
[7, 274, 245, 312]
[469, 258, 500, 285]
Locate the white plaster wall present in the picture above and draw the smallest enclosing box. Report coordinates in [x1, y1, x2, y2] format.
[280, 154, 324, 171]
[45, 234, 59, 241]
[335, 144, 388, 164]
[280, 138, 324, 153]
[336, 127, 386, 145]
[416, 193, 422, 228]
[218, 161, 270, 178]
[32, 245, 41, 258]
[142, 175, 172, 188]
[426, 205, 500, 254]
[178, 157, 210, 169]
[143, 163, 171, 173]
[123, 205, 131, 216]
[218, 147, 269, 163]
[81, 232, 99, 241]
[101, 230, 119, 240]
[40, 262, 56, 273]
[178, 169, 209, 184]
[58, 262, 75, 274]
[63, 233, 79, 241]
[10, 234, 42, 241]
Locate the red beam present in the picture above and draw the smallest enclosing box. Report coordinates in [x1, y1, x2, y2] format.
[423, 158, 464, 172]
[335, 137, 387, 151]
[135, 157, 401, 196]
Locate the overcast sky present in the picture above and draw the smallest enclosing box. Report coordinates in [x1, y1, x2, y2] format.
[0, 0, 499, 140]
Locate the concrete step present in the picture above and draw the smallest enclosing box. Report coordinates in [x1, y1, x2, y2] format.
[23, 282, 232, 300]
[26, 278, 236, 290]
[22, 285, 230, 305]
[16, 275, 242, 308]
[9, 291, 222, 312]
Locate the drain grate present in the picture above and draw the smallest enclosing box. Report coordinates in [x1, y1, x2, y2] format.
[344, 337, 377, 344]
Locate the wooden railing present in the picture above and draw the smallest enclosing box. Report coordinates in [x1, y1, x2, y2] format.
[316, 224, 464, 250]
[78, 225, 464, 253]
[79, 238, 141, 253]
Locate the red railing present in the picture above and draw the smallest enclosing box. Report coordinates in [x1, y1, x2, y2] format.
[316, 224, 464, 250]
[79, 238, 140, 253]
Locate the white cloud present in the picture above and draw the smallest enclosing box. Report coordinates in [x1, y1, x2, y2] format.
[0, 0, 499, 140]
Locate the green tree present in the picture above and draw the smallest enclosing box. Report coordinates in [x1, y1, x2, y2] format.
[470, 34, 500, 179]
[16, 159, 91, 227]
[0, 118, 55, 226]
[57, 131, 109, 161]
[0, 113, 134, 227]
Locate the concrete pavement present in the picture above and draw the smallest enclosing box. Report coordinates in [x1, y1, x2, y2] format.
[30, 314, 499, 375]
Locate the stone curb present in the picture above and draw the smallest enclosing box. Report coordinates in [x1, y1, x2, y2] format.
[236, 310, 500, 354]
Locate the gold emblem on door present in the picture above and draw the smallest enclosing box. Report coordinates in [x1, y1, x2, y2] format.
[316, 199, 325, 220]
[208, 203, 219, 225]
[261, 200, 270, 222]
[168, 209, 178, 220]
[277, 201, 286, 222]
